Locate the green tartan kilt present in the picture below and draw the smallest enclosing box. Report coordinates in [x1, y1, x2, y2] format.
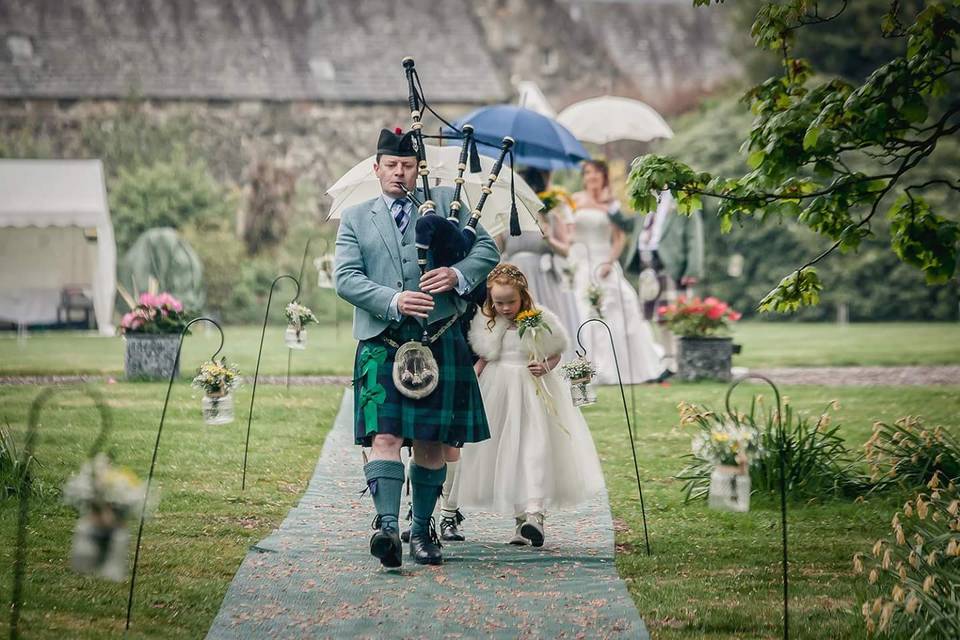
[353, 317, 490, 447]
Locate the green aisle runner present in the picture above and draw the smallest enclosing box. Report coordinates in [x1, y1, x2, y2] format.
[207, 390, 648, 639]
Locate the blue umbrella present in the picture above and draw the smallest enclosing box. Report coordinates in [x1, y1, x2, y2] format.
[444, 105, 591, 171]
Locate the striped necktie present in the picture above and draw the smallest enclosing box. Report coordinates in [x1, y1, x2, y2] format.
[392, 198, 410, 234]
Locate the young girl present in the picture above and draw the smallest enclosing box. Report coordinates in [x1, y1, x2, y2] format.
[457, 263, 606, 546]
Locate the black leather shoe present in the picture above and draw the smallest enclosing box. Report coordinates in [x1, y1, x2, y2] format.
[369, 516, 402, 568]
[645, 369, 675, 384]
[409, 519, 443, 565]
[439, 509, 466, 542]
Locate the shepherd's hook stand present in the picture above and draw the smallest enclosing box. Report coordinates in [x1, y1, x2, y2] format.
[594, 261, 640, 431]
[725, 374, 789, 640]
[10, 386, 112, 640]
[285, 237, 328, 390]
[242, 274, 301, 491]
[575, 318, 651, 556]
[126, 316, 226, 631]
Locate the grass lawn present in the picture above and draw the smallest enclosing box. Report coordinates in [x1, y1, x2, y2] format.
[1, 380, 957, 638]
[0, 382, 345, 639]
[2, 322, 957, 378]
[0, 325, 358, 377]
[731, 322, 960, 368]
[586, 382, 960, 639]
[1, 319, 959, 639]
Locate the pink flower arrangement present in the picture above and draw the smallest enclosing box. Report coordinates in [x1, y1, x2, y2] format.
[120, 292, 188, 334]
[658, 295, 741, 337]
[137, 292, 184, 313]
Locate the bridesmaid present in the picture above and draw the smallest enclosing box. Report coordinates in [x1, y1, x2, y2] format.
[568, 160, 666, 384]
[499, 167, 582, 361]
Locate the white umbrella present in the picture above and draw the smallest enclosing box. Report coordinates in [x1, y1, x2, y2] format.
[516, 81, 556, 118]
[557, 95, 674, 144]
[325, 145, 544, 236]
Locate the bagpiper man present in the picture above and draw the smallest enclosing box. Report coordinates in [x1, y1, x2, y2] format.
[334, 128, 498, 567]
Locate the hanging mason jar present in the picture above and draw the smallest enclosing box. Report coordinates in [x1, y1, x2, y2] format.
[569, 377, 597, 407]
[708, 464, 751, 512]
[561, 356, 598, 407]
[202, 391, 234, 425]
[284, 324, 307, 350]
[70, 506, 130, 582]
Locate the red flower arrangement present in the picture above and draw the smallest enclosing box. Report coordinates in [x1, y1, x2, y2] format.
[658, 296, 742, 337]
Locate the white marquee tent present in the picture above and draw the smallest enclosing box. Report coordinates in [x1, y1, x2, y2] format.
[0, 159, 116, 335]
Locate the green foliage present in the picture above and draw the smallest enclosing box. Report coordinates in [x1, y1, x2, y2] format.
[0, 422, 44, 500]
[675, 398, 870, 502]
[242, 160, 297, 255]
[758, 267, 823, 313]
[655, 90, 959, 319]
[181, 218, 246, 320]
[889, 194, 960, 284]
[729, 0, 929, 83]
[109, 150, 235, 254]
[629, 0, 960, 314]
[80, 98, 203, 180]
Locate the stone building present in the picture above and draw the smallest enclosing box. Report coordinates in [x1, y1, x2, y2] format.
[0, 0, 739, 201]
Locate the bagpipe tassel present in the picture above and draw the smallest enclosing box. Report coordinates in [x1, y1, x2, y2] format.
[509, 149, 521, 236]
[469, 137, 482, 174]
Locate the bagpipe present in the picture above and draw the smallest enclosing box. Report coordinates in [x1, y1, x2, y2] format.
[400, 57, 521, 305]
[388, 57, 524, 400]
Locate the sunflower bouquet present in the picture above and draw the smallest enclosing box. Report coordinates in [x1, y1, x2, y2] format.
[515, 308, 553, 339]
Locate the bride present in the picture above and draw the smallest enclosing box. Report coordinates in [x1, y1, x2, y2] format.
[569, 160, 666, 384]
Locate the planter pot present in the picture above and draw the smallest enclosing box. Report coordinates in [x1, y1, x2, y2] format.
[284, 325, 307, 350]
[124, 333, 180, 381]
[708, 465, 751, 512]
[202, 392, 234, 426]
[677, 336, 733, 382]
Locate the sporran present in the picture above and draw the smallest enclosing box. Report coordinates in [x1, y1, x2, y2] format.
[392, 340, 439, 399]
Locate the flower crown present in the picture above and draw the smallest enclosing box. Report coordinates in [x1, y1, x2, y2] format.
[487, 263, 528, 288]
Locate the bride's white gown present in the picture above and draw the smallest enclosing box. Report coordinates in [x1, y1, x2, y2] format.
[570, 207, 665, 384]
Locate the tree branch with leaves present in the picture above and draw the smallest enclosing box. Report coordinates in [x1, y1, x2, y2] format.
[628, 0, 960, 313]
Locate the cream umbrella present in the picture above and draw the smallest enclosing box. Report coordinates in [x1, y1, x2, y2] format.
[516, 81, 557, 118]
[557, 96, 673, 144]
[325, 145, 544, 236]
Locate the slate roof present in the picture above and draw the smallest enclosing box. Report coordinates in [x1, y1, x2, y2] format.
[567, 0, 738, 94]
[0, 0, 508, 103]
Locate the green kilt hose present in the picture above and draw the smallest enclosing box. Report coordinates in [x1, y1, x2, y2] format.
[353, 316, 490, 447]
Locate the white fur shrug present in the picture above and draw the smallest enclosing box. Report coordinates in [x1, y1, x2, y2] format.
[468, 306, 569, 362]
